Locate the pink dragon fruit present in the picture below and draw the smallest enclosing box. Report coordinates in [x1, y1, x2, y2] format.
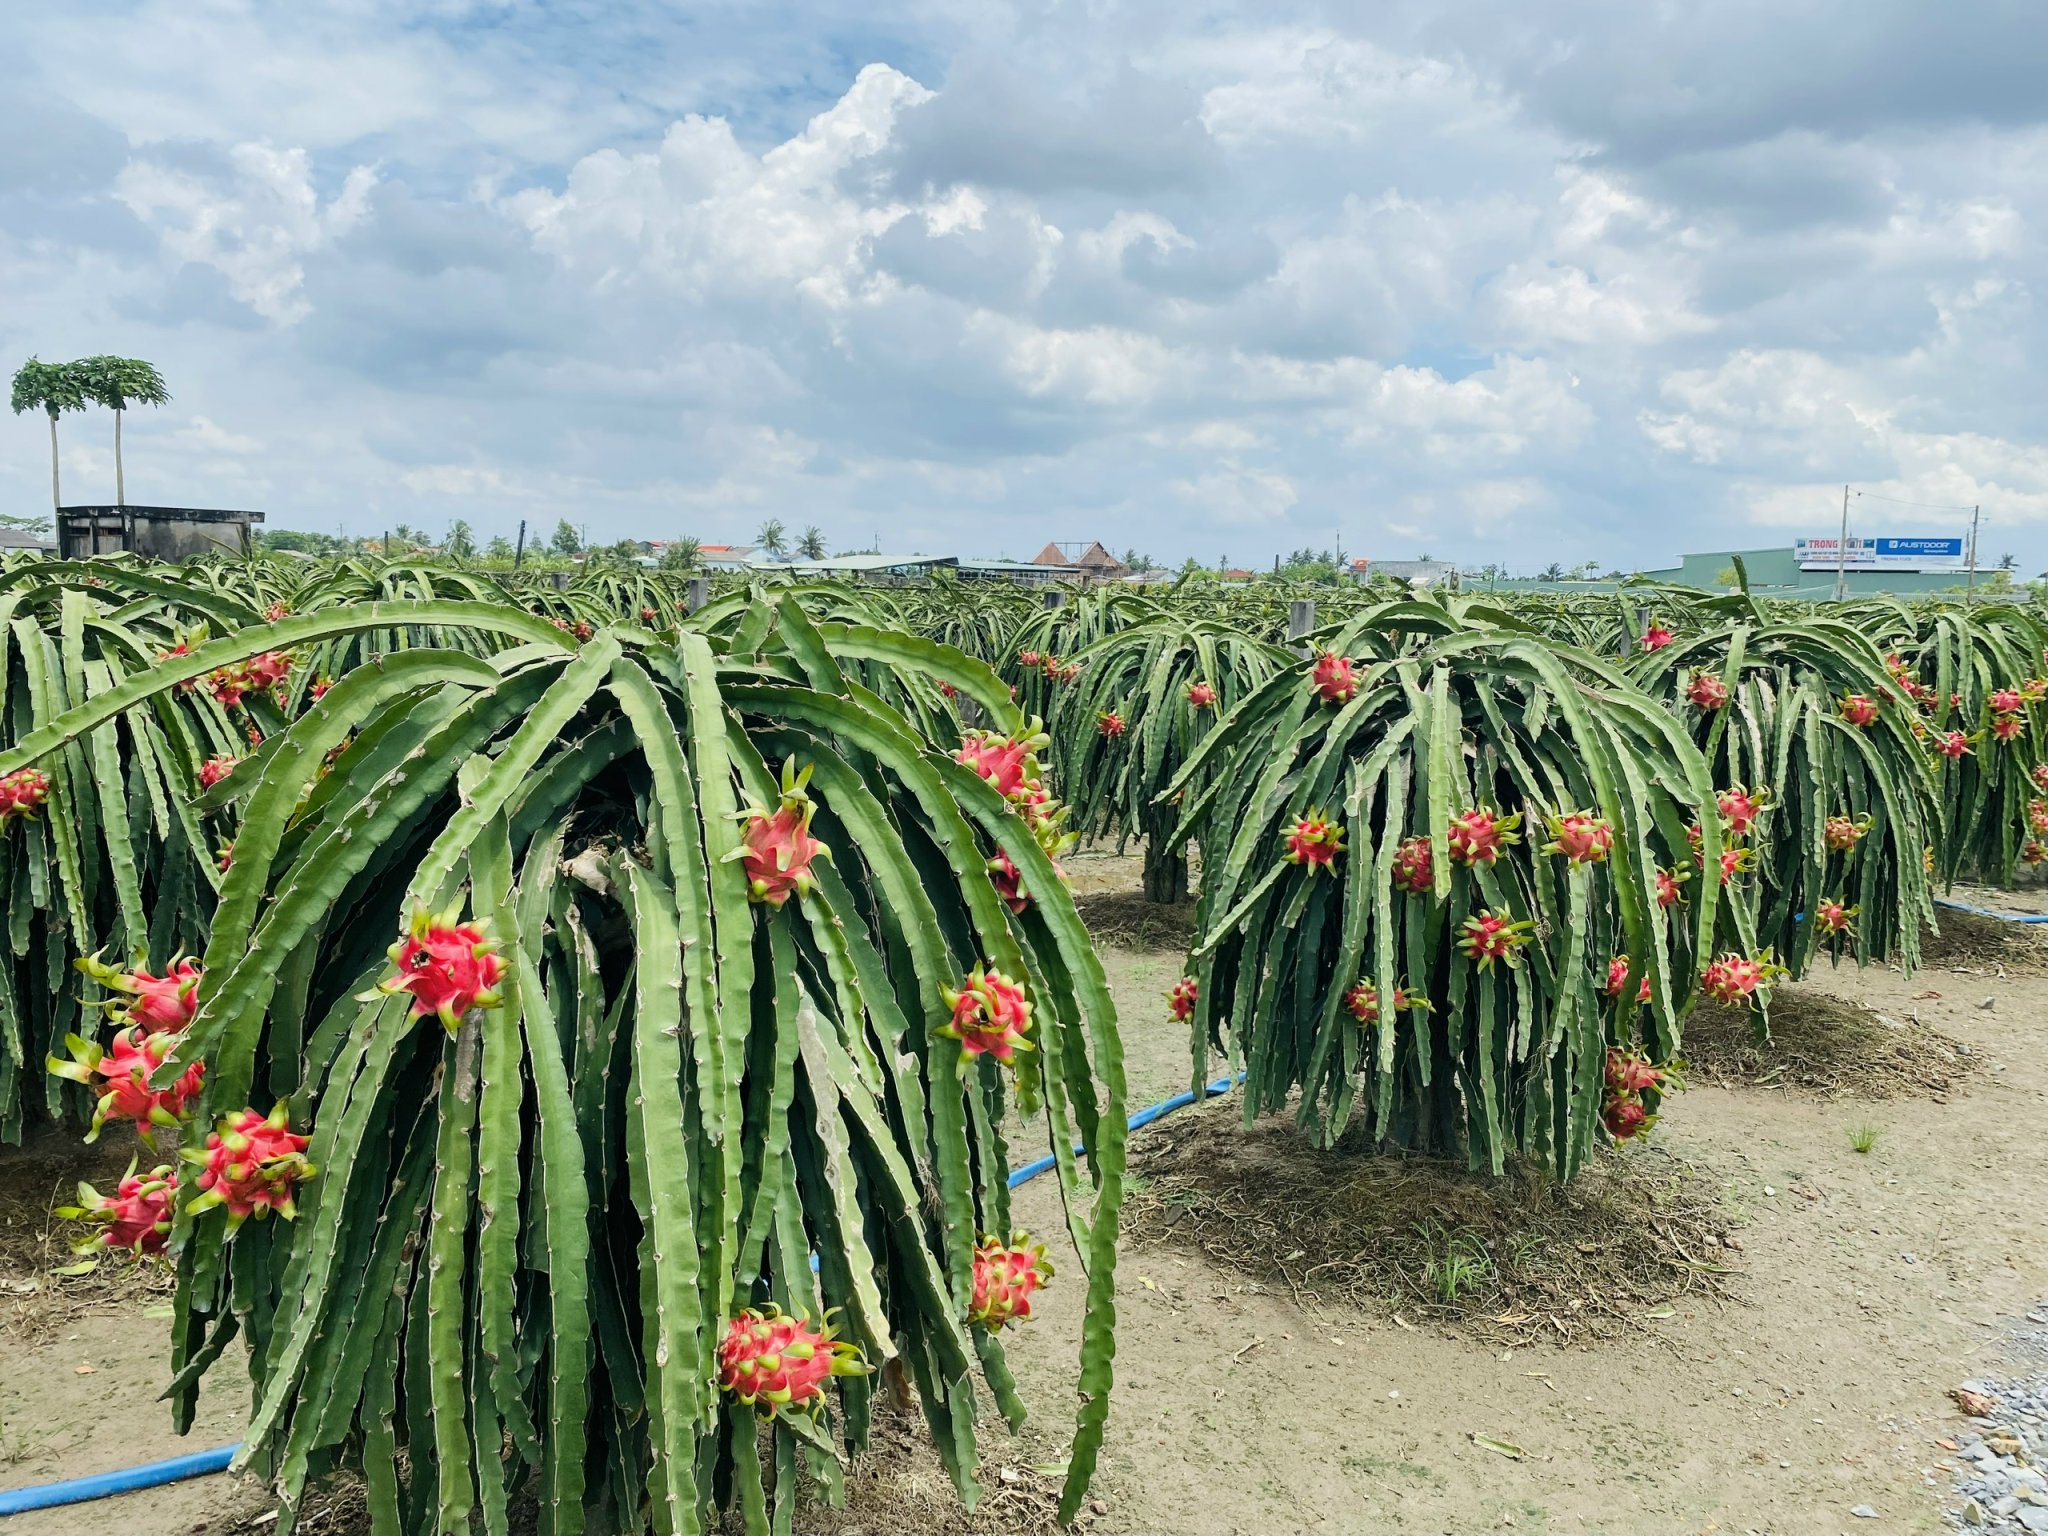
[58, 1164, 179, 1258]
[1712, 846, 1753, 886]
[1542, 810, 1614, 865]
[78, 953, 202, 1036]
[198, 755, 237, 789]
[1640, 620, 1675, 652]
[0, 767, 52, 822]
[1310, 651, 1359, 704]
[47, 1028, 205, 1143]
[374, 909, 506, 1029]
[1018, 649, 1041, 667]
[955, 722, 1050, 803]
[937, 967, 1035, 1067]
[1933, 729, 1973, 760]
[969, 1233, 1053, 1331]
[1392, 835, 1434, 894]
[1459, 910, 1535, 970]
[1814, 899, 1856, 936]
[2031, 799, 2048, 836]
[1837, 692, 1879, 728]
[310, 677, 332, 701]
[1698, 953, 1785, 1009]
[1603, 1097, 1649, 1140]
[1992, 712, 2026, 743]
[265, 601, 289, 623]
[716, 1305, 867, 1416]
[2025, 839, 2048, 867]
[1282, 810, 1345, 872]
[1655, 865, 1690, 909]
[1823, 813, 1872, 853]
[1685, 670, 1730, 710]
[1446, 806, 1522, 866]
[184, 1105, 313, 1229]
[1604, 1048, 1665, 1097]
[1603, 957, 1651, 1004]
[1097, 710, 1127, 738]
[1716, 785, 1767, 838]
[729, 760, 830, 907]
[2032, 764, 2048, 794]
[1186, 680, 1217, 709]
[1991, 688, 2024, 714]
[1167, 976, 1198, 1022]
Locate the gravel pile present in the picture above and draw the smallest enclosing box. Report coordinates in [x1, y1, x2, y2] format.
[1947, 1304, 2048, 1530]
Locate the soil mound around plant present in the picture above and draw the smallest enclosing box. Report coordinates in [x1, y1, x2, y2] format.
[1071, 889, 1197, 950]
[1683, 989, 1973, 1100]
[1121, 1103, 1734, 1345]
[1919, 903, 2048, 975]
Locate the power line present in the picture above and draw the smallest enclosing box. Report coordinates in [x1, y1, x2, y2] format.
[1851, 489, 1978, 512]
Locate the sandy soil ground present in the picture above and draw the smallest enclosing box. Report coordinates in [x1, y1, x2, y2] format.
[5, 853, 2044, 1535]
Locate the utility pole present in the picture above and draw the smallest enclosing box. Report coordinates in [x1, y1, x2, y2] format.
[1833, 484, 1851, 602]
[513, 518, 527, 572]
[1965, 505, 1981, 600]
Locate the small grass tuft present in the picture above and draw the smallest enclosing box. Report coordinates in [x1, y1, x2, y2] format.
[1845, 1122, 1882, 1154]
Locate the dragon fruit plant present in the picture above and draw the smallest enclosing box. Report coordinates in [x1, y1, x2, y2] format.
[1630, 615, 1938, 985]
[1168, 618, 1718, 1176]
[0, 592, 1127, 1532]
[1046, 614, 1289, 903]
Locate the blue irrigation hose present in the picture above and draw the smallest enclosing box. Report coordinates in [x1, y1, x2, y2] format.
[0, 1072, 1243, 1516]
[0, 1445, 239, 1516]
[1935, 896, 2048, 925]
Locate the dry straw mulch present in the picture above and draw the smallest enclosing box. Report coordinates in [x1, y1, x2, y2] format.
[1682, 989, 1973, 1100]
[1919, 904, 2048, 977]
[1123, 1104, 1735, 1346]
[1070, 890, 1197, 951]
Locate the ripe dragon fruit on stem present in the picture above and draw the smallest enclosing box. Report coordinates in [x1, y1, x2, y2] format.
[1097, 709, 1127, 738]
[989, 848, 1068, 914]
[727, 759, 831, 907]
[184, 1105, 313, 1229]
[58, 1164, 178, 1258]
[1991, 687, 2024, 714]
[1715, 785, 1768, 838]
[717, 1306, 867, 1415]
[1186, 680, 1217, 709]
[1837, 691, 1879, 728]
[954, 720, 1051, 804]
[1601, 1048, 1673, 1142]
[1391, 835, 1434, 894]
[1654, 865, 1690, 909]
[1823, 812, 1873, 853]
[2025, 839, 2048, 867]
[937, 966, 1035, 1068]
[1991, 712, 2026, 743]
[1343, 978, 1430, 1027]
[1310, 650, 1361, 704]
[970, 1233, 1054, 1331]
[2032, 763, 2048, 795]
[76, 951, 202, 1036]
[1640, 620, 1675, 651]
[1814, 900, 1857, 937]
[1282, 809, 1345, 872]
[1698, 953, 1787, 1009]
[1167, 976, 1198, 1022]
[1542, 810, 1614, 865]
[372, 908, 506, 1030]
[198, 754, 237, 789]
[1459, 910, 1535, 970]
[2029, 798, 2048, 836]
[0, 767, 52, 823]
[1446, 806, 1521, 867]
[1933, 730, 1973, 760]
[1685, 670, 1730, 710]
[1603, 957, 1651, 1004]
[47, 1028, 205, 1143]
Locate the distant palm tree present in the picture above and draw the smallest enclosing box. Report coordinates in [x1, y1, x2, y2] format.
[447, 519, 476, 559]
[10, 357, 88, 513]
[797, 525, 827, 560]
[661, 537, 702, 574]
[75, 356, 170, 506]
[1539, 562, 1565, 581]
[757, 519, 788, 558]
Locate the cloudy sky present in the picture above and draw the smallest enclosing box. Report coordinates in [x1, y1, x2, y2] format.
[5, 2, 2046, 571]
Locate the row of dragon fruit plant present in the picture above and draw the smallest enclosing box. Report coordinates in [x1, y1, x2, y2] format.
[0, 564, 1128, 1532]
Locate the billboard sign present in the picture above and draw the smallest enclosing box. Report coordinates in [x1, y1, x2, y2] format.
[1794, 535, 1966, 572]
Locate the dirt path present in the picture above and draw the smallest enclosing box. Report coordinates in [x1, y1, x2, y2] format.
[4, 857, 2044, 1534]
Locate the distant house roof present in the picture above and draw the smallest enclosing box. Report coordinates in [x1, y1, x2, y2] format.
[957, 558, 1078, 583]
[1222, 567, 1254, 582]
[0, 528, 57, 552]
[1033, 540, 1130, 579]
[781, 553, 957, 577]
